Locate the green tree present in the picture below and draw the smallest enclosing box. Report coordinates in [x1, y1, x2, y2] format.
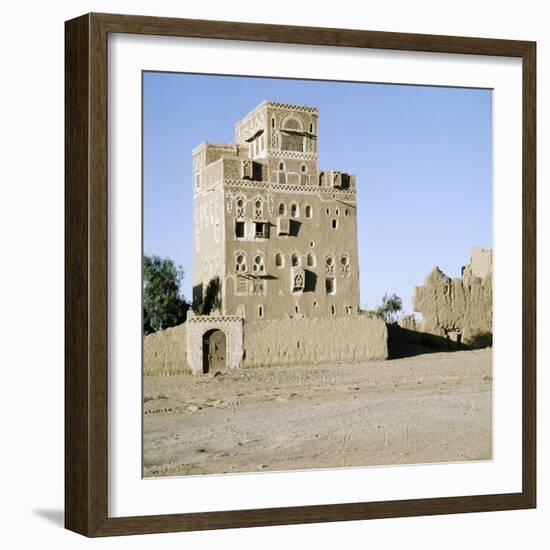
[375, 293, 403, 323]
[143, 255, 189, 332]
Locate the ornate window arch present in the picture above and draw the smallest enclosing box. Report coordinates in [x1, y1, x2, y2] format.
[252, 252, 265, 273]
[235, 195, 246, 219]
[275, 253, 284, 267]
[325, 254, 335, 275]
[235, 252, 247, 273]
[254, 196, 264, 220]
[340, 254, 350, 276]
[281, 114, 304, 132]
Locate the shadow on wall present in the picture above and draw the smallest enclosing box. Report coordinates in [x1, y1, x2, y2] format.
[387, 324, 492, 360]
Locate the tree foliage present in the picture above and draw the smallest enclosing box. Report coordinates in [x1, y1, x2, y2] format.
[375, 293, 403, 323]
[143, 255, 189, 333]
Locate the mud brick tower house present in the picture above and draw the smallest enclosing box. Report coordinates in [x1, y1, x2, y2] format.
[191, 101, 360, 321]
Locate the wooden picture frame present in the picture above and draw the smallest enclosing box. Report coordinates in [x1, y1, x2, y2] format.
[65, 12, 536, 537]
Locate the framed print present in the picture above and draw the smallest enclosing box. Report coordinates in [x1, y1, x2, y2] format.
[65, 13, 536, 537]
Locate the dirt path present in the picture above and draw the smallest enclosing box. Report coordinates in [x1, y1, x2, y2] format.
[143, 348, 492, 477]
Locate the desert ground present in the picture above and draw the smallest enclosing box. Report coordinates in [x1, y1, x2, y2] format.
[143, 348, 492, 477]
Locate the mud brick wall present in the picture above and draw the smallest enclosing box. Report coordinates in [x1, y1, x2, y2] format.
[143, 324, 188, 376]
[243, 316, 388, 367]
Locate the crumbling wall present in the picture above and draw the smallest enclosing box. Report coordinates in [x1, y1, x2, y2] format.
[143, 323, 188, 376]
[243, 316, 388, 367]
[413, 248, 492, 347]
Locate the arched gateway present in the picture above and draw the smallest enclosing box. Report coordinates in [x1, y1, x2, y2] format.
[202, 329, 226, 374]
[186, 314, 244, 375]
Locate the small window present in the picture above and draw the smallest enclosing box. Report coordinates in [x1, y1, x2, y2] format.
[326, 208, 330, 215]
[278, 161, 285, 170]
[271, 117, 275, 128]
[310, 241, 315, 248]
[345, 208, 349, 216]
[258, 305, 264, 319]
[236, 254, 246, 272]
[295, 305, 299, 314]
[331, 219, 338, 229]
[255, 199, 262, 210]
[307, 253, 315, 267]
[278, 203, 286, 215]
[291, 204, 299, 218]
[305, 205, 312, 218]
[326, 256, 334, 267]
[309, 122, 314, 133]
[341, 255, 349, 267]
[254, 222, 268, 239]
[275, 253, 284, 267]
[235, 221, 245, 239]
[253, 254, 265, 273]
[195, 173, 201, 189]
[335, 208, 340, 217]
[292, 254, 300, 267]
[326, 277, 336, 295]
[331, 304, 336, 316]
[236, 198, 244, 208]
[301, 164, 307, 173]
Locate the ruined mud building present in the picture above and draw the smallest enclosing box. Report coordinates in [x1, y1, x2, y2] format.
[411, 247, 493, 347]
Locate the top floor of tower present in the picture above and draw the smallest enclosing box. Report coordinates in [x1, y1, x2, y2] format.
[234, 101, 319, 161]
[192, 101, 356, 196]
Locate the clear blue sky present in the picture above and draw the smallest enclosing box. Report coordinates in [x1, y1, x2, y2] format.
[143, 72, 492, 314]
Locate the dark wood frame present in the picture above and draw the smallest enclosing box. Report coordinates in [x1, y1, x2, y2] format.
[65, 12, 537, 537]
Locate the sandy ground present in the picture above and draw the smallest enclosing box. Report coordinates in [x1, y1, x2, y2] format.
[143, 348, 492, 477]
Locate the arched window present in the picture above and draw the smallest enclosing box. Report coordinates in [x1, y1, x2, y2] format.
[271, 116, 276, 128]
[235, 253, 247, 272]
[325, 255, 335, 275]
[340, 254, 350, 276]
[253, 254, 265, 273]
[278, 202, 286, 215]
[236, 196, 245, 219]
[290, 203, 299, 218]
[305, 205, 312, 218]
[291, 254, 300, 267]
[307, 253, 315, 267]
[300, 164, 309, 185]
[278, 161, 286, 184]
[345, 208, 349, 216]
[275, 253, 284, 267]
[254, 198, 263, 220]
